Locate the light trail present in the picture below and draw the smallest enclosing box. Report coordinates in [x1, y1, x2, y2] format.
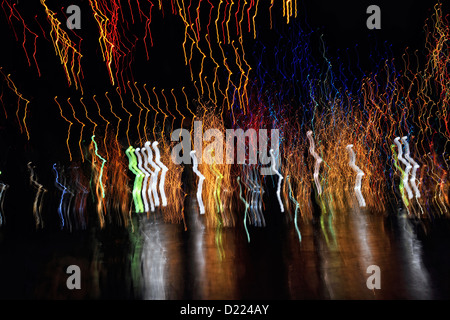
[346, 144, 366, 207]
[136, 147, 150, 213]
[270, 148, 284, 212]
[394, 137, 414, 200]
[141, 145, 155, 212]
[27, 162, 47, 229]
[153, 141, 168, 207]
[145, 141, 160, 208]
[191, 150, 205, 214]
[402, 136, 421, 199]
[306, 131, 323, 196]
[287, 175, 301, 243]
[126, 146, 144, 214]
[237, 176, 250, 242]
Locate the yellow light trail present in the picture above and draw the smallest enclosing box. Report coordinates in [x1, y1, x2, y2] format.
[282, 0, 297, 24]
[89, 0, 115, 85]
[40, 0, 83, 92]
[105, 91, 122, 145]
[127, 80, 143, 143]
[154, 87, 167, 143]
[171, 88, 185, 131]
[80, 97, 97, 137]
[116, 86, 132, 146]
[133, 82, 150, 142]
[231, 40, 245, 112]
[182, 86, 195, 121]
[204, 33, 220, 105]
[269, 0, 274, 29]
[152, 87, 167, 142]
[67, 97, 85, 162]
[54, 96, 73, 161]
[92, 94, 110, 160]
[215, 0, 223, 44]
[226, 0, 234, 44]
[182, 85, 196, 141]
[252, 0, 259, 39]
[161, 89, 176, 145]
[0, 70, 31, 140]
[143, 84, 159, 141]
[218, 41, 233, 112]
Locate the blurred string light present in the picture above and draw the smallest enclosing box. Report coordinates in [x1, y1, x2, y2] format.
[40, 0, 83, 92]
[27, 162, 47, 229]
[141, 146, 155, 212]
[126, 146, 144, 214]
[135, 148, 149, 213]
[191, 150, 205, 215]
[0, 170, 8, 227]
[145, 141, 160, 208]
[287, 175, 301, 243]
[0, 1, 448, 235]
[153, 141, 168, 207]
[402, 136, 421, 199]
[307, 131, 323, 196]
[237, 176, 250, 242]
[394, 137, 414, 201]
[270, 148, 284, 212]
[346, 145, 366, 207]
[52, 164, 67, 229]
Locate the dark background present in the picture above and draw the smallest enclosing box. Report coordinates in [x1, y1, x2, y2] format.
[0, 0, 447, 237]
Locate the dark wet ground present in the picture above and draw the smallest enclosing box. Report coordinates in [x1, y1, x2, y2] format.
[1, 198, 450, 300]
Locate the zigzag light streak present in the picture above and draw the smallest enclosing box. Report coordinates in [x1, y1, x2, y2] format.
[190, 150, 205, 214]
[270, 149, 284, 212]
[153, 141, 168, 207]
[141, 146, 155, 212]
[237, 176, 250, 242]
[394, 137, 414, 200]
[306, 131, 322, 196]
[145, 141, 160, 207]
[402, 136, 421, 199]
[287, 175, 302, 243]
[346, 144, 366, 207]
[27, 162, 46, 228]
[0, 181, 8, 227]
[136, 148, 150, 213]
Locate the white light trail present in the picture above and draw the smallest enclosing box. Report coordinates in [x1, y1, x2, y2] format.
[190, 150, 205, 214]
[140, 147, 155, 212]
[307, 131, 323, 195]
[135, 148, 149, 213]
[346, 144, 366, 207]
[394, 137, 413, 200]
[270, 149, 284, 212]
[145, 141, 160, 207]
[401, 136, 421, 199]
[153, 141, 168, 207]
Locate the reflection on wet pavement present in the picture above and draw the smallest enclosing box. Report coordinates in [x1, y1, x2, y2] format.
[1, 198, 450, 300]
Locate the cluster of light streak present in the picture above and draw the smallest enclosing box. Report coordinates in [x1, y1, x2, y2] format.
[0, 1, 448, 247]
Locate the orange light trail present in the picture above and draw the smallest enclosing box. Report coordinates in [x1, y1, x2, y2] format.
[67, 97, 85, 162]
[0, 69, 31, 140]
[127, 80, 143, 143]
[105, 91, 122, 145]
[54, 96, 73, 162]
[92, 94, 110, 160]
[41, 0, 83, 92]
[133, 82, 150, 142]
[116, 86, 132, 146]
